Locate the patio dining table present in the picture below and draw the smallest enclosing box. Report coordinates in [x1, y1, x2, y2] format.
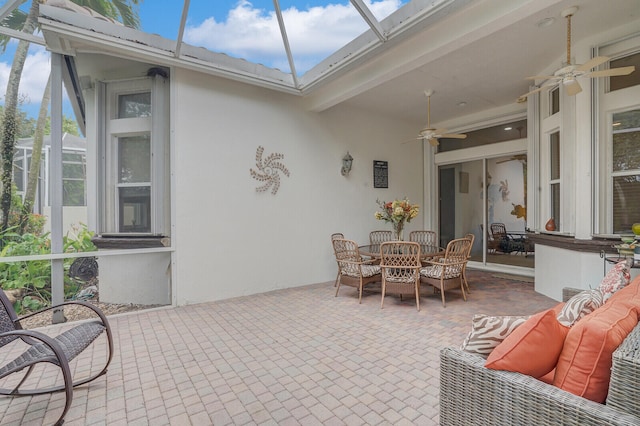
[359, 243, 445, 264]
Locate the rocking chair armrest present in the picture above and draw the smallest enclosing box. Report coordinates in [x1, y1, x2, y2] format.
[0, 328, 69, 364]
[17, 300, 111, 329]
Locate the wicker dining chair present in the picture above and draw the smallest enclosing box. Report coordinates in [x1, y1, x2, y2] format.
[369, 230, 393, 245]
[0, 289, 114, 426]
[379, 241, 422, 311]
[330, 233, 345, 287]
[333, 238, 382, 303]
[420, 237, 471, 307]
[409, 230, 437, 246]
[462, 233, 475, 293]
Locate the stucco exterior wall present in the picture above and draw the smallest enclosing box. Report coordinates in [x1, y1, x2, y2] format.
[171, 69, 424, 305]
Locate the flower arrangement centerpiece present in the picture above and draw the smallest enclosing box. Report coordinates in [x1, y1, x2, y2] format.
[374, 198, 419, 240]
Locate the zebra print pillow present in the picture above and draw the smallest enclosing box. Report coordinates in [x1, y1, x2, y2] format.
[556, 289, 603, 327]
[461, 314, 530, 357]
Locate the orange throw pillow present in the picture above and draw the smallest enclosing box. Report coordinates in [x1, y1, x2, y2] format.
[485, 308, 569, 378]
[553, 301, 639, 403]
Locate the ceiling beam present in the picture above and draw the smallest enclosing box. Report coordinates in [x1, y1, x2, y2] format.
[350, 0, 386, 42]
[0, 26, 45, 45]
[0, 0, 26, 21]
[273, 0, 299, 88]
[174, 0, 190, 58]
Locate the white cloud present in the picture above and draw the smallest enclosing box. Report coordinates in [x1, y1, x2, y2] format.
[184, 0, 403, 73]
[0, 44, 51, 107]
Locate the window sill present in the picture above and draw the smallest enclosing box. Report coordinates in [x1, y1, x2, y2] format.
[92, 235, 170, 249]
[527, 232, 619, 254]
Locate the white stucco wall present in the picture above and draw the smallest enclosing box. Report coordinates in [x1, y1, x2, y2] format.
[172, 69, 424, 305]
[535, 245, 640, 302]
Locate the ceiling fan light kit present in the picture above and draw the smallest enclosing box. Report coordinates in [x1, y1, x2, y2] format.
[518, 6, 635, 101]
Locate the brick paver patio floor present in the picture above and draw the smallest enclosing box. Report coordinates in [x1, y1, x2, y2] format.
[0, 270, 556, 425]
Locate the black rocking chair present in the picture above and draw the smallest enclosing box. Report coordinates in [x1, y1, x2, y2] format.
[0, 289, 113, 425]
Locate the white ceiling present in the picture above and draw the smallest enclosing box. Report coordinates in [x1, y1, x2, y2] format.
[330, 0, 640, 129]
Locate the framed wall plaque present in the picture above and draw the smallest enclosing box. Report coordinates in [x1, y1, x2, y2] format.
[373, 160, 388, 188]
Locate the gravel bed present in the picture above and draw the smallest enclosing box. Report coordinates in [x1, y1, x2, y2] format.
[18, 300, 159, 329]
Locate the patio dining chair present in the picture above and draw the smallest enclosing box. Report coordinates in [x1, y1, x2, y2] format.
[369, 230, 393, 245]
[331, 232, 345, 287]
[409, 230, 437, 246]
[379, 241, 422, 311]
[462, 233, 475, 293]
[0, 289, 114, 426]
[420, 237, 471, 307]
[333, 238, 382, 303]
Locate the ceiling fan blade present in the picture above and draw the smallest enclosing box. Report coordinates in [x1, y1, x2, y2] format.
[565, 79, 582, 96]
[575, 56, 610, 72]
[518, 84, 554, 99]
[433, 128, 448, 134]
[585, 66, 636, 78]
[428, 137, 439, 147]
[525, 75, 558, 80]
[439, 133, 467, 139]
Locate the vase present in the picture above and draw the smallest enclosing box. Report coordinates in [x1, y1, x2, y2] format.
[545, 218, 556, 232]
[393, 221, 405, 241]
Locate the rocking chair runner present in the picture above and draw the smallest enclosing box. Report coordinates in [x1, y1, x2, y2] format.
[0, 289, 113, 426]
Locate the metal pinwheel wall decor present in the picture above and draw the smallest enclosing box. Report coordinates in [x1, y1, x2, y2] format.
[250, 146, 290, 195]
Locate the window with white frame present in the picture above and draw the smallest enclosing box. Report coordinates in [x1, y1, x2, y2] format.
[99, 74, 169, 236]
[596, 37, 640, 235]
[539, 85, 563, 232]
[549, 131, 561, 227]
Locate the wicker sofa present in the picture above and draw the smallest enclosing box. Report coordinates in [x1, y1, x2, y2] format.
[440, 287, 640, 426]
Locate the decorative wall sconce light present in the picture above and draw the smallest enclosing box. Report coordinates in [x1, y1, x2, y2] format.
[341, 152, 353, 176]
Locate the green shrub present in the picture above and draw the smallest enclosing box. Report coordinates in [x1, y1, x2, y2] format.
[0, 224, 97, 313]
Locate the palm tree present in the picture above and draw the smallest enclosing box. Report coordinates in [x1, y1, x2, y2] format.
[0, 0, 142, 233]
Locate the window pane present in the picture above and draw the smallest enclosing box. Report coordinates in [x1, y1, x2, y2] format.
[118, 135, 150, 183]
[613, 175, 640, 233]
[63, 180, 85, 206]
[610, 52, 640, 92]
[612, 110, 640, 173]
[13, 159, 24, 192]
[118, 186, 151, 233]
[438, 119, 527, 152]
[551, 183, 560, 229]
[550, 87, 559, 115]
[63, 163, 85, 179]
[550, 131, 560, 180]
[118, 92, 151, 118]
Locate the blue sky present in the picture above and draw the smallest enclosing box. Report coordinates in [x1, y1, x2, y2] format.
[0, 0, 404, 119]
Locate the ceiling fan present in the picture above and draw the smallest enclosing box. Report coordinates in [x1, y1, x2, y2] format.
[416, 90, 467, 146]
[518, 6, 635, 101]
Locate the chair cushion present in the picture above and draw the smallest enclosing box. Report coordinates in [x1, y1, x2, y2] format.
[420, 260, 463, 279]
[460, 314, 530, 357]
[342, 264, 380, 278]
[598, 259, 632, 302]
[485, 308, 569, 378]
[557, 289, 604, 327]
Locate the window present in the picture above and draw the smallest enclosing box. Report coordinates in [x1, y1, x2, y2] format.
[611, 110, 640, 233]
[549, 131, 560, 227]
[609, 51, 640, 92]
[550, 87, 560, 115]
[99, 74, 169, 236]
[596, 37, 640, 235]
[63, 151, 86, 206]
